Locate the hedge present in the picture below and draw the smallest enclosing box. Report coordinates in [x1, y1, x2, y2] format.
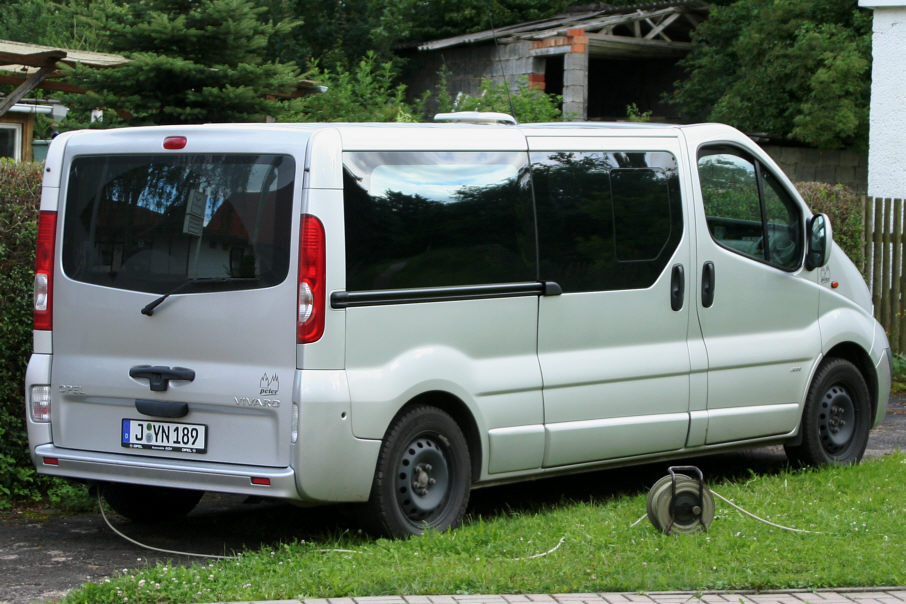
[0, 159, 42, 506]
[795, 181, 864, 271]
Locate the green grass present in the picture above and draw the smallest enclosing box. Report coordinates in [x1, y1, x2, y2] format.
[64, 452, 906, 603]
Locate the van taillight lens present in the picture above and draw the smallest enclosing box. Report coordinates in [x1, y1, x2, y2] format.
[30, 385, 51, 422]
[298, 214, 325, 343]
[34, 211, 57, 331]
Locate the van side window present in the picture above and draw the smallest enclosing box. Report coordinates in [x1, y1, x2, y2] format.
[530, 151, 682, 292]
[343, 152, 536, 291]
[698, 147, 803, 271]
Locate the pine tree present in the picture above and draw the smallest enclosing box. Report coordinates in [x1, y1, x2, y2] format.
[65, 0, 300, 126]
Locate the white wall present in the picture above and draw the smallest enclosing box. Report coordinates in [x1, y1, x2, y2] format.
[860, 1, 906, 198]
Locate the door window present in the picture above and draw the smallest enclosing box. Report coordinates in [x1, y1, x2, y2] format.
[698, 146, 802, 271]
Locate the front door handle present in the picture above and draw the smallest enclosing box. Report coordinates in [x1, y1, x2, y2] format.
[701, 261, 715, 308]
[129, 365, 196, 392]
[670, 264, 685, 311]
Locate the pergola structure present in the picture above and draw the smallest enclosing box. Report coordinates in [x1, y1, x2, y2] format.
[0, 39, 128, 118]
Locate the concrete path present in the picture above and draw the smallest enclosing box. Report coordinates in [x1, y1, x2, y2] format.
[204, 589, 906, 604]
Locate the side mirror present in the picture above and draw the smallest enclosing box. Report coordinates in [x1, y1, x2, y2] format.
[805, 213, 832, 271]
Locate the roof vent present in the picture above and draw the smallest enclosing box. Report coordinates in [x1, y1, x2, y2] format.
[433, 112, 517, 125]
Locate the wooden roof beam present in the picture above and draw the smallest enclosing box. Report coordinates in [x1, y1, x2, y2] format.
[0, 59, 58, 117]
[644, 12, 681, 41]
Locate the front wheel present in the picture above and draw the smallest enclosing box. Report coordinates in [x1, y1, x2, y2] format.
[785, 358, 871, 466]
[365, 405, 471, 538]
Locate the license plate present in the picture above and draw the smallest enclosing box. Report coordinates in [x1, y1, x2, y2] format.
[121, 419, 207, 454]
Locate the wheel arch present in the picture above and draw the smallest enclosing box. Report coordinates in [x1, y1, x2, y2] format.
[388, 391, 483, 484]
[787, 342, 877, 449]
[823, 342, 878, 421]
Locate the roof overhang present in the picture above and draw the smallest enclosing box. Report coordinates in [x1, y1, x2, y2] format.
[418, 1, 706, 59]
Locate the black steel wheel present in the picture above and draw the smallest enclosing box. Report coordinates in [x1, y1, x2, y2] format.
[785, 358, 871, 466]
[366, 405, 471, 538]
[102, 483, 203, 523]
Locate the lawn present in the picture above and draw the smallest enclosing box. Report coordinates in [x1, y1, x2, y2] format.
[62, 452, 906, 604]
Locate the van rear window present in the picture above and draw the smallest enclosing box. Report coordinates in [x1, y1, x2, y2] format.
[62, 154, 294, 294]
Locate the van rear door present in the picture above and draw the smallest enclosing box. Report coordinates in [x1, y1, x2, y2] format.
[51, 129, 304, 468]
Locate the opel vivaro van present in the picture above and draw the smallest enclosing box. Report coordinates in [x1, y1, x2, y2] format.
[25, 116, 890, 537]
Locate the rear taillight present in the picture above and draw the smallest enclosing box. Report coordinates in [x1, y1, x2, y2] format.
[34, 211, 57, 331]
[297, 214, 326, 344]
[30, 385, 51, 422]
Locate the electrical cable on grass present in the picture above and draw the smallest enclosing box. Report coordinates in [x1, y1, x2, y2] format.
[97, 490, 361, 558]
[508, 536, 566, 561]
[710, 490, 822, 534]
[628, 487, 822, 534]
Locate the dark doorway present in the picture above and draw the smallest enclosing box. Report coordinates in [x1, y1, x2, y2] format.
[544, 55, 564, 102]
[586, 57, 682, 121]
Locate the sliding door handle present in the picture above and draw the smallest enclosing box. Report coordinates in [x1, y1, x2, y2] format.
[701, 261, 715, 308]
[670, 264, 685, 311]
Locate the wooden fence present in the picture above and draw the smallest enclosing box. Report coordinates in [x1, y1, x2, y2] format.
[864, 196, 906, 355]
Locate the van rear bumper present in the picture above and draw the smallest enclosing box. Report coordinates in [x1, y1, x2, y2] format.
[32, 444, 302, 500]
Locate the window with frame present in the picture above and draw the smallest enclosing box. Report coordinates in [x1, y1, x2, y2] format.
[697, 146, 802, 271]
[343, 151, 536, 291]
[530, 150, 682, 293]
[0, 123, 22, 160]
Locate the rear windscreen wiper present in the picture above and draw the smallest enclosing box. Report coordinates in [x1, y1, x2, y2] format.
[141, 277, 259, 316]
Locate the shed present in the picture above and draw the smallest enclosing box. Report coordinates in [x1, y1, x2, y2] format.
[410, 0, 708, 120]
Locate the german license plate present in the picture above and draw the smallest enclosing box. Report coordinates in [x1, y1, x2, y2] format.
[121, 419, 207, 454]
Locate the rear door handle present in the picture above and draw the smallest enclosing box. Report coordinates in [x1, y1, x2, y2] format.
[670, 264, 685, 311]
[129, 365, 196, 392]
[701, 261, 715, 308]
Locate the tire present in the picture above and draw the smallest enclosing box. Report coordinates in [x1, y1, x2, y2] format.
[102, 483, 204, 523]
[785, 358, 871, 466]
[365, 405, 471, 538]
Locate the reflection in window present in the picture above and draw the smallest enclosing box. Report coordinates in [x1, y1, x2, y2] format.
[343, 151, 536, 291]
[531, 151, 681, 292]
[62, 154, 294, 293]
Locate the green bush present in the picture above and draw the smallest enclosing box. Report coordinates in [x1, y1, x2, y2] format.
[795, 181, 864, 271]
[0, 158, 42, 507]
[438, 75, 563, 123]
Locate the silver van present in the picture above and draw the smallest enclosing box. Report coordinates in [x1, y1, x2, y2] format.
[25, 117, 890, 537]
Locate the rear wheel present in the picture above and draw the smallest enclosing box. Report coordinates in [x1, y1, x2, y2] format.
[102, 483, 203, 523]
[785, 358, 871, 466]
[366, 405, 471, 538]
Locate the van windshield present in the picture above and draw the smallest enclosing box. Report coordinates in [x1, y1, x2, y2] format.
[62, 154, 295, 294]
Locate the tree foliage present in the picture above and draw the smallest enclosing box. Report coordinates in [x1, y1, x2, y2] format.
[439, 76, 562, 123]
[62, 0, 300, 126]
[669, 0, 871, 150]
[286, 52, 417, 122]
[0, 0, 115, 50]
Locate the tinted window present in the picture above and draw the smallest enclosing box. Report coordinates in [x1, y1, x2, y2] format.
[531, 151, 682, 292]
[343, 151, 536, 291]
[698, 146, 802, 271]
[62, 154, 294, 293]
